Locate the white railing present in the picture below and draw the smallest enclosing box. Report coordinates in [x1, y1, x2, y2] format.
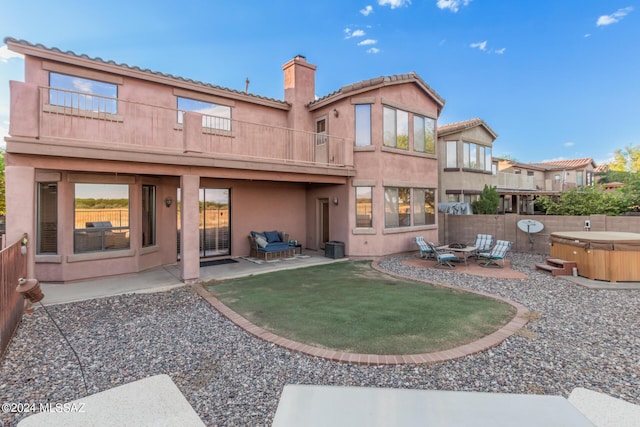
[38, 87, 347, 167]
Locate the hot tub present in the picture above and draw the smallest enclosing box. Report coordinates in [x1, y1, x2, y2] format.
[549, 231, 640, 283]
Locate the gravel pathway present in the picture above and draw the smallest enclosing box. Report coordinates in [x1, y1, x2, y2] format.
[1, 253, 639, 426]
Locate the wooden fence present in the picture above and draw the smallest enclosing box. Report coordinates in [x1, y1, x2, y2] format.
[0, 235, 28, 358]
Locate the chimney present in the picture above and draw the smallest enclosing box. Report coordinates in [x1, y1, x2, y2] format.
[282, 55, 317, 130]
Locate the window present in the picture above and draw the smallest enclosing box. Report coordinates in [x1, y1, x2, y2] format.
[463, 141, 491, 171]
[413, 115, 435, 154]
[587, 171, 594, 186]
[355, 105, 372, 146]
[355, 187, 373, 227]
[447, 194, 460, 202]
[49, 72, 118, 114]
[37, 183, 58, 254]
[385, 187, 436, 228]
[74, 184, 130, 253]
[142, 185, 156, 247]
[177, 97, 231, 131]
[446, 141, 457, 168]
[577, 171, 584, 186]
[514, 169, 521, 175]
[383, 106, 409, 149]
[413, 188, 436, 226]
[527, 170, 535, 176]
[316, 118, 327, 145]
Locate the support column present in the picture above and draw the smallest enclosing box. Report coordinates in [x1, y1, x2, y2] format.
[6, 165, 36, 278]
[180, 175, 200, 283]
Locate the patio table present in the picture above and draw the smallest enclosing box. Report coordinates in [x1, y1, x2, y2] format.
[437, 245, 478, 266]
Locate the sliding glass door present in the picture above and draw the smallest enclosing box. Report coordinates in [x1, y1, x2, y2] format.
[199, 188, 230, 258]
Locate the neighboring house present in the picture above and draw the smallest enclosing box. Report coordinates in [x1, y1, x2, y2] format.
[533, 158, 597, 191]
[4, 37, 444, 283]
[496, 157, 598, 214]
[437, 118, 498, 204]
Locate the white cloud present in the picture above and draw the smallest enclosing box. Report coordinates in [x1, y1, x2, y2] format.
[378, 0, 411, 9]
[584, 33, 591, 38]
[358, 39, 378, 46]
[564, 141, 575, 148]
[367, 48, 381, 54]
[344, 28, 366, 39]
[494, 47, 506, 54]
[0, 45, 24, 63]
[596, 6, 633, 26]
[470, 40, 487, 51]
[436, 0, 472, 13]
[360, 5, 374, 16]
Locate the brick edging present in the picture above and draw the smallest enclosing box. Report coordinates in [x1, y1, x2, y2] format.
[192, 260, 530, 365]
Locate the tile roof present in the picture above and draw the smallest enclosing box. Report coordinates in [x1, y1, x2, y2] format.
[4, 37, 289, 107]
[534, 158, 596, 170]
[308, 72, 445, 110]
[437, 118, 498, 139]
[594, 163, 609, 173]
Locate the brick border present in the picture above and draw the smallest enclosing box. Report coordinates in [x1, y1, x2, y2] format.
[192, 257, 530, 365]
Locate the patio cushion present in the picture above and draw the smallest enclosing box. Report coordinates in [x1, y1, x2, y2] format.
[255, 235, 268, 248]
[264, 230, 282, 243]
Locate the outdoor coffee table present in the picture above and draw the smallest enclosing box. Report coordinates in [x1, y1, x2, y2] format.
[437, 245, 477, 266]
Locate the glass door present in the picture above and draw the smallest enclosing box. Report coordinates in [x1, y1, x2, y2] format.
[199, 188, 230, 258]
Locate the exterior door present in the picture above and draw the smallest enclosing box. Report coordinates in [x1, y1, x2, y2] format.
[315, 117, 328, 164]
[318, 198, 330, 249]
[199, 188, 230, 258]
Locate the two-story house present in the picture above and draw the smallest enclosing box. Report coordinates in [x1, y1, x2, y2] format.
[4, 38, 444, 284]
[437, 118, 497, 204]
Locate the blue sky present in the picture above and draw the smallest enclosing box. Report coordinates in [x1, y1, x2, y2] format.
[1, 0, 638, 164]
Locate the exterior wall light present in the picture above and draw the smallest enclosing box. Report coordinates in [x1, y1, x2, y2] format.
[333, 108, 339, 117]
[165, 197, 173, 207]
[333, 197, 339, 205]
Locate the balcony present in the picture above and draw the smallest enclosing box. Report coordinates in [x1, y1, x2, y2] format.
[8, 84, 352, 174]
[493, 172, 536, 191]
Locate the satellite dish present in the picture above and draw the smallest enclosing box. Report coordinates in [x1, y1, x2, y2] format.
[518, 219, 544, 233]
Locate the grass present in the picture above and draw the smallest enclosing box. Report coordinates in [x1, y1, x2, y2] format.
[206, 261, 516, 355]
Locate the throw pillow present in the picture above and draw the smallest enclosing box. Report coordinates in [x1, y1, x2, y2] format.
[255, 235, 269, 248]
[264, 230, 281, 243]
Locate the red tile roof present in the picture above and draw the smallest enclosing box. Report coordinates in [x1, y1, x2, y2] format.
[534, 158, 596, 170]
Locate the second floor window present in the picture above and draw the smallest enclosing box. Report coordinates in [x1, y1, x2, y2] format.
[414, 115, 435, 154]
[177, 97, 231, 131]
[446, 141, 457, 168]
[49, 72, 118, 114]
[355, 187, 373, 227]
[383, 106, 409, 149]
[355, 104, 372, 146]
[463, 141, 492, 171]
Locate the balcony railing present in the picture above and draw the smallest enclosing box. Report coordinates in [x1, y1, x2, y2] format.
[493, 172, 536, 191]
[34, 86, 347, 167]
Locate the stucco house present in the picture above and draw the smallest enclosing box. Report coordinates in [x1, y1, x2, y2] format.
[436, 118, 498, 205]
[4, 37, 444, 283]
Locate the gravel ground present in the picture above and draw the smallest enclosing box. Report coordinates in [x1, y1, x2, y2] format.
[1, 253, 639, 426]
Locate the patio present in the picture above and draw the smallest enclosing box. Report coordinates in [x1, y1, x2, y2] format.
[1, 252, 639, 426]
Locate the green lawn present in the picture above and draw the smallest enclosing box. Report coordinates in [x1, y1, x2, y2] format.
[206, 261, 516, 355]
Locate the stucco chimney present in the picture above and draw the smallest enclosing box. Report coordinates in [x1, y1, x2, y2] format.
[282, 55, 316, 130]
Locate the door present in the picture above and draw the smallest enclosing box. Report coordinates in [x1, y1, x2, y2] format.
[318, 198, 330, 249]
[315, 118, 328, 164]
[199, 188, 230, 258]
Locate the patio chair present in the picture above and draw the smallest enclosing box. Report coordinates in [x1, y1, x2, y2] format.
[427, 242, 458, 269]
[414, 236, 435, 259]
[473, 234, 494, 253]
[477, 240, 512, 268]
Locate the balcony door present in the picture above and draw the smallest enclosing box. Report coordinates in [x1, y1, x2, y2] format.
[199, 188, 230, 258]
[315, 117, 328, 164]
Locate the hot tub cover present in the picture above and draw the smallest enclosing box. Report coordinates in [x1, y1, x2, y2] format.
[550, 231, 640, 251]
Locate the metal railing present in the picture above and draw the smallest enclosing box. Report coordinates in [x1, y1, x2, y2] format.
[38, 86, 347, 167]
[0, 235, 28, 358]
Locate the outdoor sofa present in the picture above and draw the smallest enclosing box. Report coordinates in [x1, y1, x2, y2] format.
[248, 230, 295, 260]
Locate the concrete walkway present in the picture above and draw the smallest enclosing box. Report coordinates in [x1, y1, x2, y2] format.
[40, 252, 347, 305]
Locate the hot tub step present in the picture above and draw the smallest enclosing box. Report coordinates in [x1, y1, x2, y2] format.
[536, 258, 577, 276]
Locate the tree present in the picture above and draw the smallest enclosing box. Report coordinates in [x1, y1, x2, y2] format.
[609, 145, 640, 173]
[536, 185, 630, 215]
[472, 185, 499, 214]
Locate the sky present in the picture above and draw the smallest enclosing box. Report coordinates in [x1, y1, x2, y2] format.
[1, 0, 638, 165]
